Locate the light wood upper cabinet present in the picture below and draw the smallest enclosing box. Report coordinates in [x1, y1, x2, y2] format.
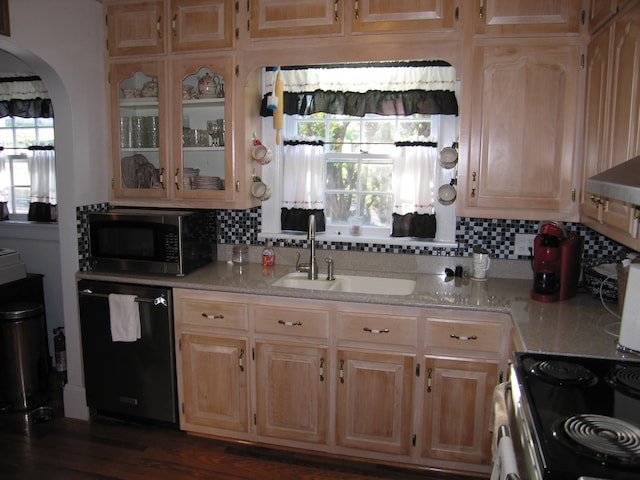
[249, 0, 458, 39]
[581, 24, 612, 185]
[105, 0, 235, 57]
[109, 60, 168, 200]
[606, 3, 640, 170]
[171, 55, 234, 202]
[249, 0, 343, 38]
[580, 2, 640, 250]
[588, 0, 618, 32]
[473, 0, 584, 35]
[352, 0, 457, 34]
[459, 42, 582, 221]
[109, 54, 240, 206]
[106, 1, 166, 57]
[170, 0, 235, 52]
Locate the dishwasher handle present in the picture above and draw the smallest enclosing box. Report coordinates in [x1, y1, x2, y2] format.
[79, 289, 168, 307]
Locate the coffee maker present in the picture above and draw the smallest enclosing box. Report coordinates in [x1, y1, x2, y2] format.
[531, 221, 583, 302]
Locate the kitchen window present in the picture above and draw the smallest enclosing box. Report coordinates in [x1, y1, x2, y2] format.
[0, 116, 56, 221]
[259, 62, 459, 245]
[287, 113, 441, 237]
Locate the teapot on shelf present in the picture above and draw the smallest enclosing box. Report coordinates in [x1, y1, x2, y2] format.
[140, 80, 158, 98]
[198, 73, 223, 97]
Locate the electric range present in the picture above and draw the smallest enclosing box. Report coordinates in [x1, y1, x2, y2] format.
[510, 352, 640, 479]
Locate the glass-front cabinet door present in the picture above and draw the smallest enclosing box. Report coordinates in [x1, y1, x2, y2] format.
[110, 60, 168, 200]
[172, 56, 233, 201]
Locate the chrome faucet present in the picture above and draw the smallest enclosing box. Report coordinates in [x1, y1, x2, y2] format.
[306, 214, 318, 279]
[296, 214, 319, 279]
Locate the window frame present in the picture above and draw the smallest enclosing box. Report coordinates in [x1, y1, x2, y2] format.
[0, 116, 55, 221]
[258, 72, 459, 247]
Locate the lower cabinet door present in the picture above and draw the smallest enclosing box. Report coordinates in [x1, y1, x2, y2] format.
[179, 333, 249, 433]
[336, 349, 414, 455]
[255, 341, 329, 444]
[421, 356, 498, 464]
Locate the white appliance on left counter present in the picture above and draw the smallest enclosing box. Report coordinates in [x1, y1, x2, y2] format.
[0, 248, 26, 285]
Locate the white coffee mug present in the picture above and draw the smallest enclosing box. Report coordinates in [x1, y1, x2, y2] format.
[251, 144, 273, 164]
[472, 249, 491, 279]
[251, 180, 271, 200]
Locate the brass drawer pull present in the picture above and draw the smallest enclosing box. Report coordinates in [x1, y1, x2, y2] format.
[202, 313, 224, 319]
[450, 333, 478, 341]
[278, 320, 302, 326]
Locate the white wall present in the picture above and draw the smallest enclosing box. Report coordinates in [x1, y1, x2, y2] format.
[0, 0, 108, 419]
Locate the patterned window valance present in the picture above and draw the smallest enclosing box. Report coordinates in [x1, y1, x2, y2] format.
[0, 73, 54, 118]
[261, 61, 458, 117]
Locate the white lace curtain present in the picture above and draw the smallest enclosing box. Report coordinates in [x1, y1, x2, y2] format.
[282, 142, 436, 214]
[0, 148, 57, 221]
[282, 143, 325, 210]
[0, 151, 8, 202]
[30, 148, 57, 204]
[392, 145, 437, 215]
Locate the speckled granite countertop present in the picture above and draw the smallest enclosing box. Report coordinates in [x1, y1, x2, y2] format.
[77, 261, 629, 360]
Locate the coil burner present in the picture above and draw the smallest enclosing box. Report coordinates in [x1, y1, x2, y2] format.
[555, 414, 640, 467]
[606, 366, 640, 398]
[530, 360, 597, 387]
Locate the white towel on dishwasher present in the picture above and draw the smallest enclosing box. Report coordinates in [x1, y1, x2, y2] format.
[108, 294, 141, 342]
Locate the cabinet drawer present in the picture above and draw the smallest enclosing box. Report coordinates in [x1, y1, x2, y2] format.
[425, 318, 505, 354]
[177, 297, 248, 331]
[336, 312, 418, 347]
[254, 306, 329, 339]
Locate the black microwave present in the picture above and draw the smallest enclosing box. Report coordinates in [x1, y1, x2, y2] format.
[88, 209, 216, 275]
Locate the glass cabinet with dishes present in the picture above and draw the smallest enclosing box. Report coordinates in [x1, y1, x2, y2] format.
[172, 56, 233, 201]
[109, 60, 168, 200]
[108, 56, 238, 205]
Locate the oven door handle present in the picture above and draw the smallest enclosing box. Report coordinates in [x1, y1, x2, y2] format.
[79, 289, 168, 307]
[491, 382, 520, 480]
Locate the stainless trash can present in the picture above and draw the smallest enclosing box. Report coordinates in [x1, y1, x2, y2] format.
[0, 302, 49, 410]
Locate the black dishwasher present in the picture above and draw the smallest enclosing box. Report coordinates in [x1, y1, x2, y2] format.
[77, 280, 177, 426]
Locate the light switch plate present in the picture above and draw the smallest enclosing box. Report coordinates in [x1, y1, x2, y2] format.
[514, 234, 536, 257]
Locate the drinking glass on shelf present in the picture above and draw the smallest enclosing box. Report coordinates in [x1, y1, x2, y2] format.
[207, 120, 225, 147]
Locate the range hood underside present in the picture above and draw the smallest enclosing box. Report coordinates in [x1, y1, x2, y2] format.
[586, 156, 640, 205]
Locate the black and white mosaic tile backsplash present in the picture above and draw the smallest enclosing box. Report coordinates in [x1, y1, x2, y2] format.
[76, 204, 626, 271]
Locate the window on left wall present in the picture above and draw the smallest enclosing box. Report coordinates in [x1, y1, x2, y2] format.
[0, 116, 56, 221]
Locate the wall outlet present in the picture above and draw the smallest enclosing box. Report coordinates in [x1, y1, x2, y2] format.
[514, 233, 536, 257]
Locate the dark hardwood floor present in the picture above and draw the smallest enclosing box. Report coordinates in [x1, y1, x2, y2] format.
[0, 376, 483, 480]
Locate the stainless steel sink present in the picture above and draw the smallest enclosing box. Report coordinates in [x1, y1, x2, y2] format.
[272, 272, 416, 296]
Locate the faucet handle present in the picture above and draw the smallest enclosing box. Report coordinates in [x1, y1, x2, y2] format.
[325, 257, 335, 281]
[296, 252, 310, 273]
